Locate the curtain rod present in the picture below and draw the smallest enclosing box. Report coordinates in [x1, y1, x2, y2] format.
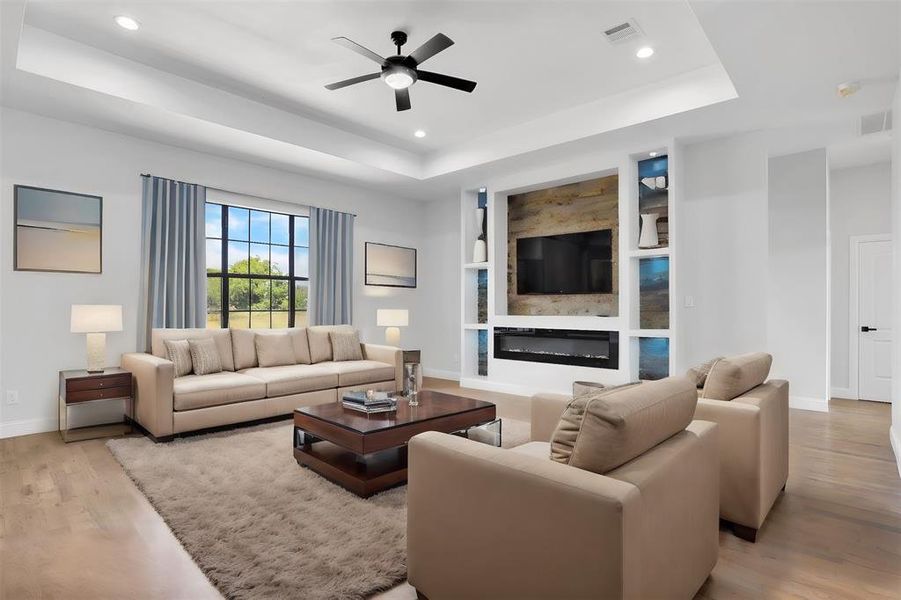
[139, 173, 357, 218]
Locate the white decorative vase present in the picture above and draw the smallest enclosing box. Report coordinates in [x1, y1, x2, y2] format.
[472, 208, 487, 262]
[638, 213, 659, 248]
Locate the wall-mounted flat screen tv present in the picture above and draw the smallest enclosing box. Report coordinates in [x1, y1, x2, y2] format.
[516, 229, 612, 295]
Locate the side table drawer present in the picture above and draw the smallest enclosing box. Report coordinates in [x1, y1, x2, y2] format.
[66, 374, 132, 393]
[66, 385, 133, 404]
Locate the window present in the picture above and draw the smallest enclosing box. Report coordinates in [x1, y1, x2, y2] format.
[205, 203, 309, 329]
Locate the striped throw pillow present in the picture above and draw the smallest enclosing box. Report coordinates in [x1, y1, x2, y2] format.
[189, 338, 222, 375]
[164, 339, 193, 377]
[329, 331, 363, 361]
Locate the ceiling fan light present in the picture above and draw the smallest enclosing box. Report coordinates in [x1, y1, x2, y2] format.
[384, 71, 414, 89]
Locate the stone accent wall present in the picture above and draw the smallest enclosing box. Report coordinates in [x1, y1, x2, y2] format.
[507, 175, 619, 316]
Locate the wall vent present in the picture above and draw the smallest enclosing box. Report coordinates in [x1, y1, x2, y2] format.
[859, 110, 892, 135]
[603, 20, 643, 45]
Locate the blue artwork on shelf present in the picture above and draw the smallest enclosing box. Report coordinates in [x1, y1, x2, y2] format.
[639, 257, 669, 329]
[477, 188, 487, 209]
[638, 337, 669, 381]
[477, 269, 488, 323]
[477, 329, 488, 376]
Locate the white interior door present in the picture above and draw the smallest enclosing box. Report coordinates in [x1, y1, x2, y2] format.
[857, 239, 892, 402]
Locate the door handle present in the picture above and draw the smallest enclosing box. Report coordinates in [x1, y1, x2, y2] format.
[861, 326, 878, 332]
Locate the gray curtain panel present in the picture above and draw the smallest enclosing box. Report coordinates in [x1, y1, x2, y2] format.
[137, 175, 207, 350]
[309, 207, 354, 325]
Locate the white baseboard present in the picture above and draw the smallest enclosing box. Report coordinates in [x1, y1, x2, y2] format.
[789, 395, 829, 412]
[421, 368, 459, 381]
[0, 417, 57, 439]
[890, 425, 901, 479]
[830, 387, 856, 400]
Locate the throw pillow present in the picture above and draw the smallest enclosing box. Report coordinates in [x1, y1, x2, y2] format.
[307, 328, 333, 363]
[686, 357, 723, 389]
[164, 339, 193, 377]
[255, 333, 296, 368]
[188, 338, 223, 375]
[550, 377, 696, 474]
[330, 330, 363, 361]
[701, 352, 772, 400]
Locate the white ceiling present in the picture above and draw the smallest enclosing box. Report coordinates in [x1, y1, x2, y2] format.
[1, 1, 898, 200]
[20, 0, 723, 152]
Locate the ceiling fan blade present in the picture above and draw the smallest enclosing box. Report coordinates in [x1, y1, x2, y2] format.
[408, 33, 454, 65]
[416, 70, 477, 93]
[395, 88, 411, 111]
[331, 37, 387, 65]
[324, 72, 381, 90]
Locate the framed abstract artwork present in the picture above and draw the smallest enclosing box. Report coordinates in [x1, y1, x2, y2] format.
[14, 185, 102, 273]
[364, 242, 417, 288]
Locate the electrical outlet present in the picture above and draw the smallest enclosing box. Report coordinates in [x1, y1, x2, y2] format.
[6, 390, 20, 405]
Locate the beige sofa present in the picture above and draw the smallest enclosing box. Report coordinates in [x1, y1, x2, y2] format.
[122, 325, 402, 441]
[407, 377, 720, 600]
[692, 352, 789, 542]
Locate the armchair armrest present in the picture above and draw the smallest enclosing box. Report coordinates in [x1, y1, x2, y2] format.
[361, 343, 402, 391]
[121, 352, 174, 439]
[693, 380, 788, 528]
[530, 393, 571, 442]
[407, 431, 640, 600]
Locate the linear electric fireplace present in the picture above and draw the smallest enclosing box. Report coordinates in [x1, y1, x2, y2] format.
[494, 328, 619, 369]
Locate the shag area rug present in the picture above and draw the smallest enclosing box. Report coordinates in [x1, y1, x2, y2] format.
[107, 418, 530, 600]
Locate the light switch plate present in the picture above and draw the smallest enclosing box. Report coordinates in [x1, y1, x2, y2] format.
[6, 390, 20, 405]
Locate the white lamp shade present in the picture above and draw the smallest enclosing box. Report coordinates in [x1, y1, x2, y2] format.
[70, 304, 123, 333]
[377, 309, 409, 327]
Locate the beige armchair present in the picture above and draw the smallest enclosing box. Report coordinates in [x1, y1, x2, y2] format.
[694, 372, 789, 542]
[407, 385, 720, 600]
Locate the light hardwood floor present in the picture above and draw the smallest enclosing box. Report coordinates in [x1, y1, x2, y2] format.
[1, 380, 899, 599]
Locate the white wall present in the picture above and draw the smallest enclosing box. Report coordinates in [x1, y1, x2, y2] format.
[891, 74, 901, 476]
[828, 162, 892, 396]
[418, 197, 461, 377]
[767, 149, 830, 409]
[676, 133, 769, 369]
[0, 108, 429, 437]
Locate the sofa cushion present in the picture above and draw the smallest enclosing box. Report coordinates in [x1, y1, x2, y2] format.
[188, 338, 222, 375]
[152, 328, 235, 371]
[702, 352, 772, 400]
[238, 364, 339, 397]
[550, 377, 697, 475]
[173, 372, 266, 411]
[232, 328, 312, 369]
[307, 325, 355, 363]
[330, 330, 363, 361]
[321, 360, 396, 387]
[164, 339, 193, 377]
[686, 356, 723, 389]
[255, 333, 295, 367]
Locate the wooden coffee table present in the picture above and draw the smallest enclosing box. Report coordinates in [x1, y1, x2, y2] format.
[293, 390, 496, 497]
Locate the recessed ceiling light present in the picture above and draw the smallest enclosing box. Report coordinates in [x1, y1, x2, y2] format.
[114, 15, 140, 31]
[649, 151, 658, 157]
[636, 46, 654, 59]
[414, 129, 426, 138]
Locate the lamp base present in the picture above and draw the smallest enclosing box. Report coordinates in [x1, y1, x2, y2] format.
[385, 327, 401, 347]
[85, 332, 107, 373]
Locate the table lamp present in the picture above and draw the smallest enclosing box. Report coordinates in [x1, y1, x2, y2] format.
[376, 309, 408, 346]
[71, 305, 123, 372]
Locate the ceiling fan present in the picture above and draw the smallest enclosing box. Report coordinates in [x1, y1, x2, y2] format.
[324, 30, 477, 112]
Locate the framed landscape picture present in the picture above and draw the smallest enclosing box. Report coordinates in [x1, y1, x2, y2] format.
[365, 242, 416, 288]
[14, 185, 102, 273]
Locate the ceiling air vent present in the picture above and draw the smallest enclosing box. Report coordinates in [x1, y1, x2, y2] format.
[603, 19, 643, 45]
[859, 110, 892, 135]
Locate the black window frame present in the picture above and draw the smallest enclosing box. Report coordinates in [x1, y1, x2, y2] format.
[205, 202, 309, 329]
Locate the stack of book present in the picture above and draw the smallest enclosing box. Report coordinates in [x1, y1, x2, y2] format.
[342, 391, 397, 414]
